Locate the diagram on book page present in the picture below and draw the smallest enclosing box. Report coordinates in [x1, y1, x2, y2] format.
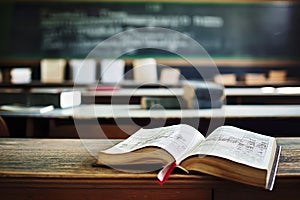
[190, 126, 275, 169]
[102, 124, 205, 162]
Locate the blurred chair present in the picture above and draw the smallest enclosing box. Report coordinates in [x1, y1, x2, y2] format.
[214, 74, 237, 86]
[69, 59, 97, 84]
[159, 68, 180, 85]
[132, 58, 158, 83]
[0, 116, 9, 137]
[11, 68, 32, 84]
[100, 59, 125, 83]
[41, 59, 67, 83]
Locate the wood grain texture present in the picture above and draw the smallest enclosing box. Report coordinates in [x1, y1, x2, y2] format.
[0, 138, 299, 200]
[0, 138, 299, 178]
[276, 138, 300, 176]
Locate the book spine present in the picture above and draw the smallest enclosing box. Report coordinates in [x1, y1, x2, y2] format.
[183, 81, 224, 100]
[193, 99, 224, 109]
[141, 97, 182, 109]
[30, 91, 82, 108]
[0, 91, 81, 108]
[0, 92, 28, 106]
[28, 93, 61, 108]
[0, 92, 60, 107]
[194, 87, 224, 100]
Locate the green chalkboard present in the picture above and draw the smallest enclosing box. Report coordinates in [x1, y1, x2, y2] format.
[1, 1, 300, 60]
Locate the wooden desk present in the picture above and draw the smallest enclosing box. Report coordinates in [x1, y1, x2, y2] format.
[0, 138, 299, 200]
[2, 104, 300, 118]
[81, 87, 300, 105]
[1, 105, 300, 138]
[81, 88, 183, 104]
[225, 87, 300, 105]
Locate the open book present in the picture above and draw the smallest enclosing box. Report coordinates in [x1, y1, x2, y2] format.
[97, 124, 281, 190]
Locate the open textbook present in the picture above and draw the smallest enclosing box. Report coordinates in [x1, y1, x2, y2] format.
[97, 124, 281, 190]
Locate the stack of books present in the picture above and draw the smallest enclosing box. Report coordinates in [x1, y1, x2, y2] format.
[0, 88, 81, 109]
[140, 81, 224, 110]
[183, 81, 224, 109]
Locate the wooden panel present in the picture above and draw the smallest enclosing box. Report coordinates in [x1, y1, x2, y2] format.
[214, 179, 300, 200]
[0, 186, 211, 200]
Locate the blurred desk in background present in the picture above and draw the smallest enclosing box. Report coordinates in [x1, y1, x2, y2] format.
[225, 87, 300, 104]
[81, 87, 300, 105]
[1, 104, 300, 138]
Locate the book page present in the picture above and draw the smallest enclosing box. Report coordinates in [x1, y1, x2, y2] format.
[102, 124, 205, 162]
[189, 126, 275, 169]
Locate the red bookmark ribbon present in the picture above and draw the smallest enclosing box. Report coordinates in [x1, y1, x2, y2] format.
[157, 161, 177, 185]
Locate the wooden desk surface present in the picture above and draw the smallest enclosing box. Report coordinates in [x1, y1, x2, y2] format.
[0, 137, 299, 178]
[0, 138, 300, 200]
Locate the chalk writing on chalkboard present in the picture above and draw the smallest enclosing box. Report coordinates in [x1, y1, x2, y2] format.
[5, 2, 300, 59]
